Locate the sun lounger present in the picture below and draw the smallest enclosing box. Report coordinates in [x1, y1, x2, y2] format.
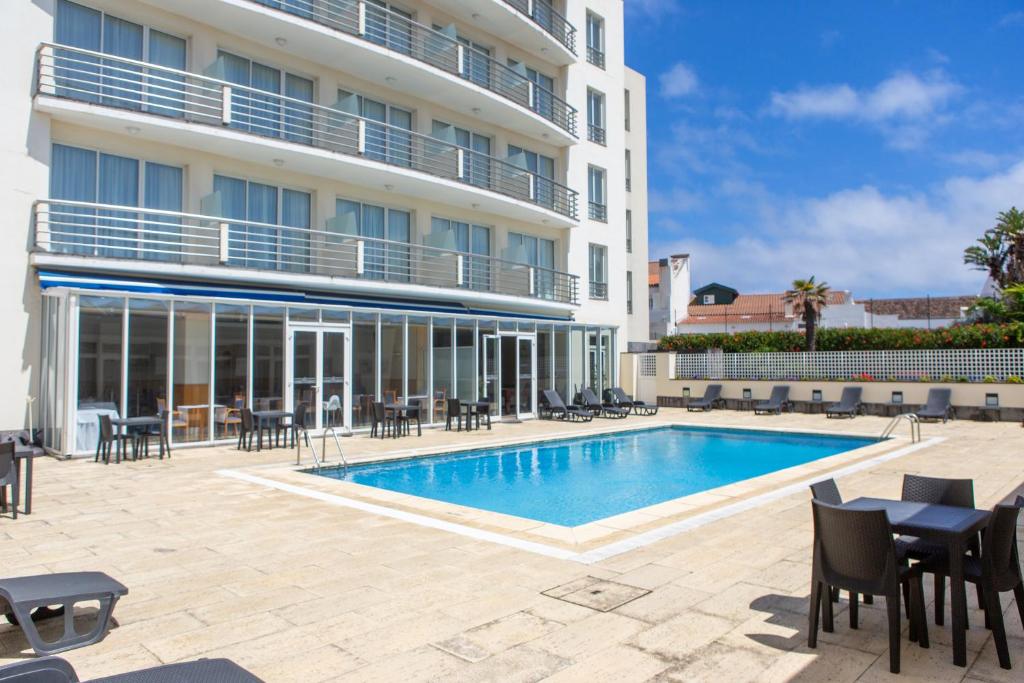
[608, 387, 658, 416]
[0, 656, 263, 682]
[754, 385, 790, 415]
[825, 387, 863, 419]
[916, 388, 954, 423]
[579, 388, 628, 418]
[541, 390, 593, 422]
[0, 572, 127, 655]
[686, 384, 723, 412]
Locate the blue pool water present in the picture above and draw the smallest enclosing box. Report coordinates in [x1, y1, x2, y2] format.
[312, 427, 876, 526]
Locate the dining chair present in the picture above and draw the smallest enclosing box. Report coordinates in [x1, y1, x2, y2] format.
[237, 408, 254, 451]
[370, 402, 391, 439]
[433, 390, 447, 423]
[808, 479, 873, 606]
[96, 414, 132, 464]
[808, 500, 928, 674]
[445, 398, 462, 432]
[0, 442, 17, 519]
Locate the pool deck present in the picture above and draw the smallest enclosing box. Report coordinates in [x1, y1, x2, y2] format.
[1, 409, 1022, 681]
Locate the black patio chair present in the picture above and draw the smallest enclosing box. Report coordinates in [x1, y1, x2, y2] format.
[474, 399, 493, 430]
[0, 656, 263, 682]
[287, 403, 307, 448]
[237, 408, 254, 451]
[608, 387, 658, 416]
[754, 385, 790, 415]
[402, 404, 422, 437]
[920, 502, 1023, 670]
[825, 387, 863, 418]
[542, 389, 593, 422]
[579, 387, 628, 418]
[808, 479, 874, 606]
[686, 384, 723, 412]
[0, 572, 127, 656]
[916, 388, 954, 423]
[897, 474, 982, 625]
[445, 398, 463, 431]
[370, 402, 392, 439]
[0, 442, 17, 520]
[808, 500, 929, 675]
[95, 415, 132, 464]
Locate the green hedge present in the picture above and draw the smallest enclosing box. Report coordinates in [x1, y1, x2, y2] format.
[658, 323, 1024, 353]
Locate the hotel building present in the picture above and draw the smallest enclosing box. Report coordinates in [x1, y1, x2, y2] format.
[4, 0, 648, 454]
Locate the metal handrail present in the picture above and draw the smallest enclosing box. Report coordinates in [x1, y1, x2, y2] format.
[35, 43, 579, 221]
[32, 199, 580, 304]
[297, 425, 349, 473]
[881, 413, 921, 443]
[240, 0, 577, 135]
[501, 0, 577, 54]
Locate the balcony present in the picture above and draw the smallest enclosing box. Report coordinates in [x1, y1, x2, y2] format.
[587, 46, 605, 70]
[32, 200, 580, 307]
[589, 281, 608, 300]
[136, 0, 577, 143]
[35, 44, 578, 226]
[587, 124, 606, 146]
[501, 0, 576, 56]
[588, 202, 607, 222]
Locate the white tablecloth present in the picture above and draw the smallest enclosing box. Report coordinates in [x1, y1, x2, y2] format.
[76, 408, 120, 453]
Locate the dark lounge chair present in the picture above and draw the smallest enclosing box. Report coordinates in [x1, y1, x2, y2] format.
[686, 384, 723, 412]
[541, 390, 593, 422]
[0, 572, 127, 655]
[579, 388, 628, 418]
[916, 388, 954, 423]
[825, 387, 863, 419]
[0, 656, 263, 682]
[754, 385, 790, 415]
[608, 387, 658, 416]
[808, 500, 929, 675]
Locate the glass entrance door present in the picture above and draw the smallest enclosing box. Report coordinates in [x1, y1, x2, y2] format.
[517, 336, 535, 418]
[288, 326, 351, 432]
[481, 333, 498, 410]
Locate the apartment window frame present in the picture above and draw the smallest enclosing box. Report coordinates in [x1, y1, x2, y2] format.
[332, 197, 413, 281]
[624, 88, 631, 131]
[586, 88, 606, 145]
[215, 49, 316, 143]
[626, 271, 634, 315]
[585, 12, 605, 69]
[625, 149, 632, 191]
[587, 166, 607, 222]
[625, 209, 632, 253]
[703, 294, 714, 305]
[588, 243, 608, 300]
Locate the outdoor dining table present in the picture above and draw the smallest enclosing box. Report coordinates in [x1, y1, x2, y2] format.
[459, 401, 490, 431]
[384, 404, 420, 438]
[110, 416, 166, 463]
[251, 410, 294, 451]
[11, 444, 44, 515]
[843, 497, 991, 667]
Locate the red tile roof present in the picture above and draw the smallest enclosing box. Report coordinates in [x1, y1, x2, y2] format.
[680, 291, 848, 326]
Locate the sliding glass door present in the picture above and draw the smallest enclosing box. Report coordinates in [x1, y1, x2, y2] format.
[287, 325, 352, 433]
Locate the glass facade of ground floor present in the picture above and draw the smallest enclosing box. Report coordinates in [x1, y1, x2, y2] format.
[38, 283, 617, 456]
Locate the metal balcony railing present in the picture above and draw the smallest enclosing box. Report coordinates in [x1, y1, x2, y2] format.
[586, 46, 605, 69]
[589, 281, 608, 300]
[35, 44, 578, 221]
[243, 0, 577, 136]
[587, 124, 606, 145]
[588, 202, 607, 222]
[33, 200, 580, 305]
[501, 0, 577, 55]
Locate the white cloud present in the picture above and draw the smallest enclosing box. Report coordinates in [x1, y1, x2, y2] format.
[626, 0, 681, 18]
[659, 62, 700, 98]
[649, 161, 1024, 297]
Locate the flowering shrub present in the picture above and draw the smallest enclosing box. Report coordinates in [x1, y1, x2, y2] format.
[658, 323, 1024, 353]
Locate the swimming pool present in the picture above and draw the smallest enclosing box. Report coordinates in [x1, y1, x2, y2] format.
[311, 427, 877, 526]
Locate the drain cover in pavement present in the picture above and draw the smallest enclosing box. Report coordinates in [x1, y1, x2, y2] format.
[542, 576, 651, 612]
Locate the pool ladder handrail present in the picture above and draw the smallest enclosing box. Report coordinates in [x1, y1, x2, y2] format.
[296, 426, 350, 473]
[881, 413, 921, 443]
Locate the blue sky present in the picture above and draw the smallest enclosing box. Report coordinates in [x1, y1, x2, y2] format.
[624, 1, 1024, 297]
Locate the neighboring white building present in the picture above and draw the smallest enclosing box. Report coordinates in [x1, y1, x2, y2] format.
[647, 254, 690, 339]
[5, 0, 647, 455]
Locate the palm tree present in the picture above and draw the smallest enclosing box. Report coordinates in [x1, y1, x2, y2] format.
[963, 231, 1009, 289]
[963, 207, 1024, 290]
[784, 277, 831, 352]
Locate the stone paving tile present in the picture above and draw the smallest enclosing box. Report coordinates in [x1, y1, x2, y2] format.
[0, 411, 1021, 681]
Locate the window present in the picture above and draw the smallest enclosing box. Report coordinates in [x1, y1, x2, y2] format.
[215, 51, 314, 144]
[366, 1, 414, 56]
[54, 0, 187, 114]
[213, 175, 311, 272]
[50, 143, 183, 260]
[585, 12, 605, 68]
[626, 210, 633, 253]
[455, 34, 492, 89]
[333, 199, 412, 281]
[626, 272, 634, 314]
[508, 232, 556, 299]
[337, 90, 412, 166]
[431, 217, 491, 289]
[433, 121, 491, 188]
[625, 149, 632, 191]
[588, 166, 607, 222]
[624, 88, 631, 131]
[508, 144, 555, 208]
[587, 89, 606, 145]
[703, 294, 715, 304]
[588, 243, 607, 299]
[508, 59, 555, 120]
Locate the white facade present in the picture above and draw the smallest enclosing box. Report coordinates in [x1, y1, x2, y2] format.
[3, 0, 647, 452]
[648, 254, 691, 339]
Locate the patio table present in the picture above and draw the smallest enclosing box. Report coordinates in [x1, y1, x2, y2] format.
[110, 416, 166, 463]
[251, 410, 294, 451]
[384, 404, 419, 438]
[843, 497, 990, 667]
[460, 401, 490, 431]
[11, 445, 44, 515]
